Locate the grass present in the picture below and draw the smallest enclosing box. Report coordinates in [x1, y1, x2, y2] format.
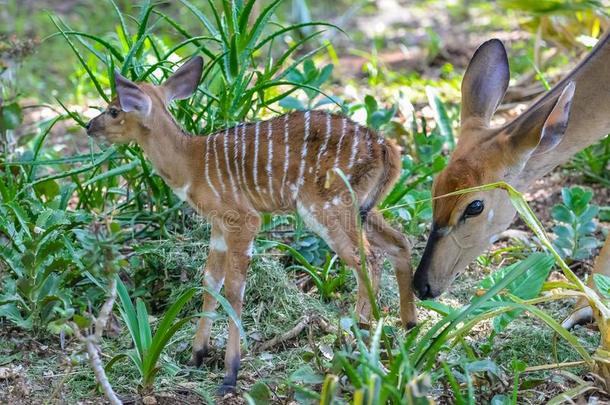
[1, 0, 610, 403]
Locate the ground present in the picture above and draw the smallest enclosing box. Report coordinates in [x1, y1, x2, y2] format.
[1, 0, 609, 404]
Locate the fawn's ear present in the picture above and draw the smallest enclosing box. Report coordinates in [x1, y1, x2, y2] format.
[505, 81, 575, 158]
[162, 56, 203, 102]
[461, 39, 510, 126]
[114, 70, 152, 115]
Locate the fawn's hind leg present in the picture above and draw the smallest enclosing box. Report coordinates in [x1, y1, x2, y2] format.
[298, 201, 382, 324]
[365, 210, 416, 328]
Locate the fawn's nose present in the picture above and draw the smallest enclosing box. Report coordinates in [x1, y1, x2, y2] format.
[85, 121, 92, 131]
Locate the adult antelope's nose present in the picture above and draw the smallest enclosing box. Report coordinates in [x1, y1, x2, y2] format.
[413, 271, 433, 300]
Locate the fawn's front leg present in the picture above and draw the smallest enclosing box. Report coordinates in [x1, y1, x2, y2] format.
[218, 213, 260, 395]
[563, 234, 610, 329]
[191, 222, 227, 366]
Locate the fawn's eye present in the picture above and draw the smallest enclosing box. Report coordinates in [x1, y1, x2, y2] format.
[108, 108, 119, 119]
[464, 200, 484, 218]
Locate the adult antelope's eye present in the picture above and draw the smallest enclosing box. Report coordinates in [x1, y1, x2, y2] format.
[464, 200, 484, 217]
[108, 108, 119, 119]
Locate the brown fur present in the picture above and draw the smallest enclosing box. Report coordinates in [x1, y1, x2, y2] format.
[414, 33, 610, 309]
[86, 60, 415, 393]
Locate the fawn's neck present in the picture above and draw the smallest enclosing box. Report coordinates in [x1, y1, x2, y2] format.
[138, 113, 203, 191]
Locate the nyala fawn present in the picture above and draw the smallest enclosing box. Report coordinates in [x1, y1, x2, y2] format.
[86, 56, 415, 394]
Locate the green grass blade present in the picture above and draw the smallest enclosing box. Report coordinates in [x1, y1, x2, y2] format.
[136, 298, 152, 353]
[108, 0, 131, 47]
[179, 0, 218, 37]
[82, 160, 139, 187]
[143, 288, 196, 374]
[115, 277, 143, 358]
[50, 16, 109, 102]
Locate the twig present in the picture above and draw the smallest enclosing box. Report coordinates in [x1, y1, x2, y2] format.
[254, 315, 338, 352]
[256, 315, 312, 352]
[71, 278, 122, 405]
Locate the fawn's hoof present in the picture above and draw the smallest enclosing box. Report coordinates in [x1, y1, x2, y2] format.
[188, 347, 210, 367]
[217, 383, 237, 397]
[405, 321, 417, 330]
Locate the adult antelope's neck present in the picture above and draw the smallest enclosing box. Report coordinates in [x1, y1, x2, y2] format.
[139, 113, 203, 189]
[517, 32, 610, 188]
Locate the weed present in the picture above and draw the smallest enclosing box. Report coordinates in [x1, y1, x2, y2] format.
[551, 186, 600, 262]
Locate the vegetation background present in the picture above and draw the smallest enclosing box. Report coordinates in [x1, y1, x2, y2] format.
[0, 0, 609, 403]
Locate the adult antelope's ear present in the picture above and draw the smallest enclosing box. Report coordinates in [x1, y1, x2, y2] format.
[162, 56, 203, 102]
[461, 39, 510, 126]
[504, 81, 575, 157]
[114, 70, 152, 115]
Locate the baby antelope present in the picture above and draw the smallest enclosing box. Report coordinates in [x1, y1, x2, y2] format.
[85, 57, 414, 394]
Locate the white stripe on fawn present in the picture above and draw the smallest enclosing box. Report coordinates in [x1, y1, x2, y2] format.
[314, 113, 332, 184]
[333, 117, 348, 171]
[293, 111, 311, 199]
[223, 128, 238, 201]
[233, 125, 242, 190]
[212, 134, 226, 193]
[347, 125, 360, 180]
[205, 134, 220, 198]
[365, 130, 372, 155]
[253, 121, 263, 197]
[241, 124, 248, 194]
[266, 120, 274, 200]
[280, 114, 290, 203]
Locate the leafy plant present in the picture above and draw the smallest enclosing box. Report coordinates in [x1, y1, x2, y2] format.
[262, 240, 350, 300]
[0, 172, 90, 331]
[571, 135, 610, 186]
[109, 278, 196, 392]
[279, 60, 338, 111]
[551, 186, 600, 261]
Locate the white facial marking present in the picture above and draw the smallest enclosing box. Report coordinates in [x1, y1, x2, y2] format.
[246, 240, 254, 257]
[487, 209, 495, 222]
[209, 235, 228, 252]
[297, 201, 330, 241]
[332, 196, 341, 206]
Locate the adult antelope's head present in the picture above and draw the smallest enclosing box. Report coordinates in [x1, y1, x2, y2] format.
[85, 57, 203, 143]
[413, 39, 576, 299]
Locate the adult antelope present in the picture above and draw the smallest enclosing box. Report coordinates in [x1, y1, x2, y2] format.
[412, 31, 610, 326]
[85, 57, 416, 394]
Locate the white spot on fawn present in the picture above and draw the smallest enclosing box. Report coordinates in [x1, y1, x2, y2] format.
[204, 273, 224, 293]
[210, 235, 228, 252]
[297, 201, 330, 241]
[246, 241, 254, 257]
[173, 183, 190, 202]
